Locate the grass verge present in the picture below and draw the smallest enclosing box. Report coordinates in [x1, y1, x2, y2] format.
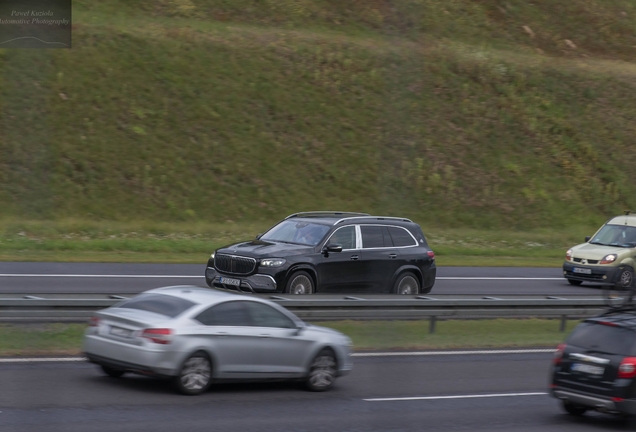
[0, 318, 574, 357]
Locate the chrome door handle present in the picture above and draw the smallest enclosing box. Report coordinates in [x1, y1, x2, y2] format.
[350, 255, 359, 260]
[389, 254, 397, 259]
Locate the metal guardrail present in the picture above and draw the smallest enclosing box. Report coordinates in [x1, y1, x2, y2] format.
[0, 294, 610, 331]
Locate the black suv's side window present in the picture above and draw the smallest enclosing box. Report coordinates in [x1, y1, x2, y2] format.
[328, 226, 356, 250]
[195, 301, 251, 326]
[361, 225, 394, 248]
[245, 302, 296, 329]
[388, 226, 417, 247]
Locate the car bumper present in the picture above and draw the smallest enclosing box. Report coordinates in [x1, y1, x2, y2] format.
[84, 334, 180, 377]
[551, 387, 636, 415]
[563, 262, 621, 285]
[205, 267, 278, 293]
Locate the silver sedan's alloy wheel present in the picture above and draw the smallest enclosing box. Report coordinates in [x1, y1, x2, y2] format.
[307, 352, 337, 391]
[180, 355, 211, 392]
[396, 275, 419, 295]
[289, 274, 313, 295]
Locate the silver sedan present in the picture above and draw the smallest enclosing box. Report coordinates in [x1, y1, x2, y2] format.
[84, 285, 353, 395]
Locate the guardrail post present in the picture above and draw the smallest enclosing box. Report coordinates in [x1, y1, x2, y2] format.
[560, 315, 567, 332]
[429, 316, 437, 334]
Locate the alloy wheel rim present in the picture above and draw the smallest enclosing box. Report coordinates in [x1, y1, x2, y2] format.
[291, 275, 312, 294]
[309, 355, 336, 388]
[398, 276, 418, 295]
[181, 356, 211, 390]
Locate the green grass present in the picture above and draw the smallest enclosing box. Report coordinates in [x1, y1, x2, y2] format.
[0, 218, 586, 265]
[0, 318, 575, 356]
[1, 1, 636, 233]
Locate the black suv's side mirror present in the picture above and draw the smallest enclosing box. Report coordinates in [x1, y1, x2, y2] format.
[322, 243, 343, 257]
[585, 236, 591, 242]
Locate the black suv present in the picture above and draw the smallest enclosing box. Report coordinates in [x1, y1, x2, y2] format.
[551, 308, 636, 418]
[205, 212, 436, 295]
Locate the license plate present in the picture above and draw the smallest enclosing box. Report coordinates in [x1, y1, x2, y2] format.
[573, 267, 592, 275]
[220, 277, 241, 286]
[110, 326, 132, 338]
[571, 363, 604, 376]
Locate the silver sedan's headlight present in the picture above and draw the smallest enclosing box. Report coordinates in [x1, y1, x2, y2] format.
[260, 258, 286, 267]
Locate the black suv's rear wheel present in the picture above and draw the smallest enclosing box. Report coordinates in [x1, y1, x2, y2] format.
[286, 271, 314, 295]
[394, 272, 420, 295]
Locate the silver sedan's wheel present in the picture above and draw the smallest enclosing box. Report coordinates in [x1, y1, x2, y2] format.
[394, 273, 420, 295]
[286, 271, 314, 295]
[173, 352, 212, 395]
[306, 349, 337, 392]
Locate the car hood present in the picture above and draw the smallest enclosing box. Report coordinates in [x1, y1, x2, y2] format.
[306, 324, 347, 338]
[570, 242, 633, 259]
[216, 240, 314, 258]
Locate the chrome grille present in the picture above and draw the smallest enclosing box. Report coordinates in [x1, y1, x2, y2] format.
[214, 254, 257, 275]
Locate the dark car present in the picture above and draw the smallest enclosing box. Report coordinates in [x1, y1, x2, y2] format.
[205, 211, 436, 295]
[550, 308, 636, 418]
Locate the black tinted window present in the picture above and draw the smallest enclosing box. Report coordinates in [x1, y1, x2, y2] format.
[196, 301, 251, 326]
[567, 322, 636, 355]
[361, 226, 385, 248]
[388, 226, 416, 247]
[245, 302, 295, 329]
[117, 294, 196, 318]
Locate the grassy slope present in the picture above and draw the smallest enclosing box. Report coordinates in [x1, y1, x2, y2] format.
[1, 0, 636, 262]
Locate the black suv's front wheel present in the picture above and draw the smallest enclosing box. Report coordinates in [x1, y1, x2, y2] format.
[286, 271, 314, 295]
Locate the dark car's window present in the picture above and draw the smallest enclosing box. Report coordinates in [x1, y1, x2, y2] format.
[261, 220, 330, 246]
[116, 293, 196, 318]
[388, 226, 417, 247]
[361, 225, 393, 248]
[567, 322, 636, 355]
[328, 226, 356, 250]
[195, 301, 251, 326]
[245, 301, 296, 329]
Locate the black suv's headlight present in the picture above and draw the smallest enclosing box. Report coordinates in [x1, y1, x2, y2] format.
[260, 258, 286, 267]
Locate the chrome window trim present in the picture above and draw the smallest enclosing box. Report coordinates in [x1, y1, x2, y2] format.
[335, 216, 413, 225]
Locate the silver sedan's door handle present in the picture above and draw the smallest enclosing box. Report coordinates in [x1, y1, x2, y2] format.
[350, 255, 359, 261]
[389, 253, 397, 259]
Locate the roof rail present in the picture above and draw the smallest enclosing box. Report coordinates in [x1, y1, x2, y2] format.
[625, 210, 636, 215]
[334, 216, 413, 225]
[285, 211, 370, 220]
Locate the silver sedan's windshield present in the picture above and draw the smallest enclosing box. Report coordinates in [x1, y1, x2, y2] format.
[590, 224, 636, 247]
[261, 220, 330, 246]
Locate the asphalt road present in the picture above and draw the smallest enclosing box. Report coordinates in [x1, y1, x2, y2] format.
[1, 352, 630, 432]
[0, 262, 604, 296]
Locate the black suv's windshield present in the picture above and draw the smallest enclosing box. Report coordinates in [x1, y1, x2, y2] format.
[261, 220, 330, 246]
[589, 224, 636, 247]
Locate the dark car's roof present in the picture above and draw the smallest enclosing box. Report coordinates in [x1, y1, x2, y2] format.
[284, 211, 415, 227]
[586, 312, 636, 330]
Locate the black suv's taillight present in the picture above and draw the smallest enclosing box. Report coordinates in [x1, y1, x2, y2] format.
[618, 357, 636, 378]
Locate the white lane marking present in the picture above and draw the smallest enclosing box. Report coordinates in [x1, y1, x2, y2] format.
[0, 349, 555, 363]
[352, 349, 555, 357]
[0, 274, 203, 278]
[365, 392, 548, 402]
[0, 357, 88, 363]
[437, 277, 562, 280]
[0, 275, 560, 280]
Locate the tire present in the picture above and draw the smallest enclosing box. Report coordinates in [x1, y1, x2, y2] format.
[101, 365, 125, 378]
[393, 272, 420, 295]
[562, 401, 587, 416]
[306, 349, 337, 392]
[172, 351, 212, 395]
[567, 279, 583, 286]
[604, 267, 635, 308]
[286, 271, 314, 295]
